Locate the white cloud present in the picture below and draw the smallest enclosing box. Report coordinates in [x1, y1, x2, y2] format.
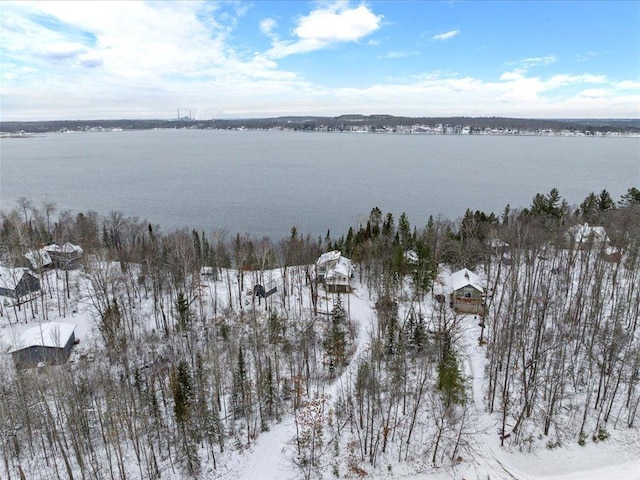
[260, 18, 277, 36]
[516, 55, 557, 68]
[265, 4, 382, 58]
[378, 51, 418, 59]
[432, 29, 459, 41]
[0, 2, 637, 120]
[38, 41, 87, 60]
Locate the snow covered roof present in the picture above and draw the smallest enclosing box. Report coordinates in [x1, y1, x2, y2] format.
[489, 238, 509, 248]
[570, 223, 608, 244]
[325, 256, 353, 280]
[44, 242, 84, 254]
[10, 322, 76, 352]
[25, 249, 52, 269]
[450, 268, 484, 292]
[316, 250, 341, 267]
[0, 267, 29, 291]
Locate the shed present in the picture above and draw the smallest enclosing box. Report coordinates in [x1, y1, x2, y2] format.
[0, 267, 41, 299]
[10, 322, 77, 369]
[450, 268, 485, 315]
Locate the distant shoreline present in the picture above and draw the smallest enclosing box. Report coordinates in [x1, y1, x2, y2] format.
[1, 115, 639, 137]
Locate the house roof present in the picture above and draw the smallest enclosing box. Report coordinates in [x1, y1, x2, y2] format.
[451, 268, 484, 292]
[44, 242, 84, 254]
[0, 267, 29, 291]
[25, 249, 53, 269]
[10, 322, 76, 352]
[316, 250, 341, 267]
[570, 223, 608, 244]
[489, 238, 509, 248]
[325, 256, 353, 281]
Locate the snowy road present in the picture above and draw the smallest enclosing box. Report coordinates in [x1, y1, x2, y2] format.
[458, 314, 640, 480]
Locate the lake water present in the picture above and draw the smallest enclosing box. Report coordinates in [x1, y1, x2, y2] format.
[1, 129, 638, 239]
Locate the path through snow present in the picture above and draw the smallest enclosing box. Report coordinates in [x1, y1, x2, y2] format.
[227, 281, 376, 480]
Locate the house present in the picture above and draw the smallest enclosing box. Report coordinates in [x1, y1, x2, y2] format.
[316, 250, 342, 281]
[568, 223, 609, 250]
[10, 322, 77, 369]
[24, 248, 53, 271]
[0, 267, 41, 299]
[450, 268, 485, 315]
[324, 256, 354, 293]
[44, 242, 84, 268]
[489, 238, 510, 256]
[316, 251, 354, 293]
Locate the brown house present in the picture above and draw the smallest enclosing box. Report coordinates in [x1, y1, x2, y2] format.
[450, 268, 485, 315]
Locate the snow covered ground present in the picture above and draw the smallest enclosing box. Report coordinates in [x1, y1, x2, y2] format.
[0, 266, 638, 479]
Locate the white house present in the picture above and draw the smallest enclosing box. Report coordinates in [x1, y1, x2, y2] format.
[316, 250, 342, 281]
[568, 223, 609, 249]
[316, 251, 354, 293]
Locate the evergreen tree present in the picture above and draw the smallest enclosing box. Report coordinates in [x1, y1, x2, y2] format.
[437, 352, 466, 407]
[175, 291, 191, 331]
[323, 296, 348, 376]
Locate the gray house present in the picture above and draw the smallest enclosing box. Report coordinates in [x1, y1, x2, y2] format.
[0, 267, 41, 299]
[10, 322, 77, 369]
[44, 242, 84, 269]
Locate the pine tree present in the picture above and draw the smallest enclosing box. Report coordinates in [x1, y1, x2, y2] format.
[323, 297, 348, 376]
[175, 291, 191, 331]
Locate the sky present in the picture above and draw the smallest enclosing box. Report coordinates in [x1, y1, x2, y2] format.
[1, 0, 639, 121]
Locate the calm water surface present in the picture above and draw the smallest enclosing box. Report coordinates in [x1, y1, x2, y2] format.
[1, 129, 638, 238]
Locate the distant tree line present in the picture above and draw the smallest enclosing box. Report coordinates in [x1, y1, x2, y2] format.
[2, 116, 639, 134]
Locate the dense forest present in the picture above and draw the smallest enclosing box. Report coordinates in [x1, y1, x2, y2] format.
[0, 187, 638, 479]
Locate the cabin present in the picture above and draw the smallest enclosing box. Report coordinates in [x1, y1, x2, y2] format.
[450, 268, 485, 315]
[44, 242, 84, 268]
[0, 267, 41, 299]
[10, 322, 77, 369]
[316, 251, 354, 293]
